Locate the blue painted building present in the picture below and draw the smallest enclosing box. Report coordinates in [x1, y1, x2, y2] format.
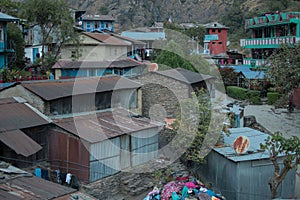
[78, 14, 114, 33]
[0, 12, 19, 69]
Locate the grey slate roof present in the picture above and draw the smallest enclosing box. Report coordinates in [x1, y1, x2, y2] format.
[203, 22, 229, 29]
[155, 68, 216, 84]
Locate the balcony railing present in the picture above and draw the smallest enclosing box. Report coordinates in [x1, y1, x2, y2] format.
[243, 58, 267, 69]
[240, 36, 300, 48]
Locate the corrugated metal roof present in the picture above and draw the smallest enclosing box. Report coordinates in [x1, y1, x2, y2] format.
[0, 12, 19, 22]
[121, 31, 166, 40]
[82, 14, 114, 21]
[155, 68, 216, 84]
[203, 22, 229, 29]
[52, 58, 144, 69]
[0, 98, 49, 132]
[0, 175, 76, 199]
[214, 127, 274, 162]
[83, 32, 129, 46]
[54, 109, 162, 144]
[21, 76, 142, 101]
[0, 129, 42, 157]
[107, 32, 146, 45]
[221, 65, 265, 80]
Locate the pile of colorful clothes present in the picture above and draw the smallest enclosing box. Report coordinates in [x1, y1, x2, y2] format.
[144, 177, 225, 200]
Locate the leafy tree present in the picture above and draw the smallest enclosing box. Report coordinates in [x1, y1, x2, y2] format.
[99, 6, 109, 15]
[7, 23, 25, 68]
[0, 0, 20, 15]
[170, 88, 226, 166]
[20, 0, 80, 71]
[260, 132, 300, 199]
[266, 45, 300, 95]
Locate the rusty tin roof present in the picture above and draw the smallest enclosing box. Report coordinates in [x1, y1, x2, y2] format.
[0, 98, 49, 132]
[22, 76, 142, 101]
[54, 109, 162, 144]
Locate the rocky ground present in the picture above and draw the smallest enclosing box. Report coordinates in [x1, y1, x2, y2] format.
[80, 159, 192, 200]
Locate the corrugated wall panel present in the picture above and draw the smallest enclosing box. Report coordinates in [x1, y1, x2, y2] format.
[89, 157, 120, 181]
[131, 128, 158, 167]
[120, 135, 130, 169]
[90, 138, 121, 182]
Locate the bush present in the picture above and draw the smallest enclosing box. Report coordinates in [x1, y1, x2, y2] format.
[267, 92, 280, 105]
[226, 86, 248, 100]
[250, 96, 262, 105]
[247, 90, 260, 98]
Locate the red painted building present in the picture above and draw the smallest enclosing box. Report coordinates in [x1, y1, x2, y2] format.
[203, 22, 229, 56]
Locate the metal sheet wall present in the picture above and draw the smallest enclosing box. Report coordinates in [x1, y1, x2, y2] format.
[131, 128, 158, 167]
[202, 151, 296, 200]
[48, 130, 90, 182]
[90, 137, 121, 181]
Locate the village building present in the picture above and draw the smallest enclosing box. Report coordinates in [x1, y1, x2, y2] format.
[0, 76, 163, 183]
[201, 127, 296, 200]
[78, 14, 115, 33]
[53, 32, 147, 79]
[0, 97, 50, 168]
[132, 68, 216, 118]
[203, 22, 229, 57]
[0, 12, 19, 69]
[240, 12, 300, 69]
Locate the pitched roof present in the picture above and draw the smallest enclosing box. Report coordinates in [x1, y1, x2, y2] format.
[0, 12, 19, 22]
[53, 109, 162, 143]
[83, 32, 129, 46]
[105, 32, 146, 45]
[0, 164, 77, 199]
[203, 22, 229, 29]
[221, 65, 265, 80]
[0, 98, 49, 156]
[121, 31, 166, 41]
[0, 98, 49, 132]
[21, 76, 142, 101]
[52, 58, 145, 69]
[155, 68, 216, 84]
[82, 14, 114, 21]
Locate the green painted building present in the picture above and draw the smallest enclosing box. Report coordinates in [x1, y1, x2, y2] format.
[240, 12, 300, 69]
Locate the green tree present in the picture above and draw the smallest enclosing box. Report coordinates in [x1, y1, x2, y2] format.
[0, 0, 20, 15]
[7, 23, 25, 68]
[170, 89, 222, 164]
[266, 45, 300, 95]
[99, 6, 109, 15]
[20, 0, 80, 70]
[260, 132, 300, 199]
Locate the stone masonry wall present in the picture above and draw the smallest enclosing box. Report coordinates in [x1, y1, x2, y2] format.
[132, 73, 191, 118]
[0, 85, 48, 114]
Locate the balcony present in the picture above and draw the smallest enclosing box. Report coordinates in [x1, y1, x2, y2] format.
[243, 58, 268, 69]
[0, 40, 15, 53]
[240, 36, 300, 49]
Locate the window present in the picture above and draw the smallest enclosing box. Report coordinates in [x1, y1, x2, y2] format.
[212, 42, 216, 44]
[94, 21, 100, 29]
[218, 42, 222, 44]
[88, 69, 96, 76]
[218, 29, 221, 33]
[212, 29, 215, 33]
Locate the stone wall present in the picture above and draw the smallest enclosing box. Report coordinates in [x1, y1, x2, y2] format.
[132, 73, 191, 118]
[0, 85, 48, 114]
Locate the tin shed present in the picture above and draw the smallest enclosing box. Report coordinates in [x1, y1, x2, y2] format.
[201, 127, 296, 200]
[50, 109, 162, 182]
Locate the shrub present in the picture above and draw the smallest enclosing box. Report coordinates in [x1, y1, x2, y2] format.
[226, 86, 248, 100]
[250, 96, 262, 105]
[267, 92, 280, 105]
[247, 90, 260, 98]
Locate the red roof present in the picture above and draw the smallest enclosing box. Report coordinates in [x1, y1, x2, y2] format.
[83, 32, 129, 46]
